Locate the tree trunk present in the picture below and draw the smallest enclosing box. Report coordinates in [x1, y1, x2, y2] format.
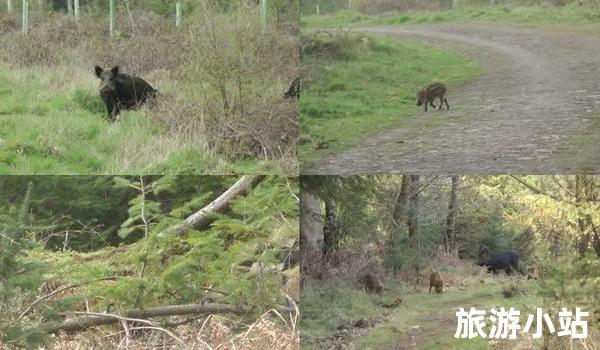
[583, 176, 600, 256]
[575, 175, 591, 256]
[387, 176, 410, 276]
[392, 176, 409, 228]
[168, 175, 265, 236]
[323, 198, 339, 256]
[42, 303, 294, 334]
[444, 176, 460, 254]
[300, 189, 323, 274]
[407, 176, 420, 239]
[407, 175, 421, 284]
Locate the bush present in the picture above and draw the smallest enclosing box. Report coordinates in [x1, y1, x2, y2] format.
[0, 13, 18, 34]
[174, 2, 299, 160]
[301, 31, 370, 61]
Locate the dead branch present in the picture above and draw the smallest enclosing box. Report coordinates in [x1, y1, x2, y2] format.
[41, 302, 294, 334]
[510, 175, 564, 202]
[167, 175, 266, 236]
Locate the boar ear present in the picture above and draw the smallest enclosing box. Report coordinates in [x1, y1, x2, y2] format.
[94, 66, 103, 78]
[111, 66, 120, 75]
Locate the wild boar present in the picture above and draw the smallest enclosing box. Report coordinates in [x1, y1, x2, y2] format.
[94, 65, 157, 121]
[416, 82, 450, 112]
[362, 273, 384, 295]
[478, 249, 525, 276]
[429, 271, 443, 294]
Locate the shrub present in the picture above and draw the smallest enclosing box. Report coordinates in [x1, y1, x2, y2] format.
[301, 31, 370, 61]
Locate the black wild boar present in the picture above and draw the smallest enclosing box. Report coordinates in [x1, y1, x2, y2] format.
[416, 82, 450, 112]
[429, 271, 443, 294]
[283, 77, 300, 99]
[478, 249, 525, 276]
[94, 65, 157, 121]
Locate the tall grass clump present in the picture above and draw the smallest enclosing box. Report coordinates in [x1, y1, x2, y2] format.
[301, 30, 370, 61]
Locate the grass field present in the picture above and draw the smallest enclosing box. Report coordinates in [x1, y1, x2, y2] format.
[301, 276, 543, 349]
[0, 67, 290, 175]
[300, 35, 480, 167]
[301, 4, 600, 29]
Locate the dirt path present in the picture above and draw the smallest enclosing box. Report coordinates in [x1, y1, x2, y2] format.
[382, 288, 488, 350]
[305, 24, 600, 174]
[375, 283, 535, 350]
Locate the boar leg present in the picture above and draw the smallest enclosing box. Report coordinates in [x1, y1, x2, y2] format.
[105, 103, 114, 119]
[106, 102, 119, 122]
[444, 98, 450, 110]
[107, 102, 120, 122]
[111, 104, 121, 122]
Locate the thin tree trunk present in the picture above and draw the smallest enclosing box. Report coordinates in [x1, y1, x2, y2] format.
[300, 189, 323, 274]
[408, 175, 421, 284]
[392, 176, 409, 228]
[444, 176, 460, 254]
[575, 175, 591, 256]
[407, 176, 420, 239]
[583, 176, 600, 256]
[323, 198, 339, 256]
[388, 176, 410, 276]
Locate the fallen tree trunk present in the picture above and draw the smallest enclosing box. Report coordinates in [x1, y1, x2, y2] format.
[169, 175, 266, 236]
[42, 302, 294, 334]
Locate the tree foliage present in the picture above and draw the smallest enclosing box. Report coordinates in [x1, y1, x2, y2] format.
[0, 176, 298, 348]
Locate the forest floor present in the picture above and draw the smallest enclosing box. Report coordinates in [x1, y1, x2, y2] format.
[301, 276, 543, 350]
[304, 23, 600, 174]
[357, 279, 541, 350]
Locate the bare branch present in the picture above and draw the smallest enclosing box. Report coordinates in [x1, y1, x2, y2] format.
[41, 302, 295, 334]
[167, 175, 266, 236]
[509, 175, 564, 202]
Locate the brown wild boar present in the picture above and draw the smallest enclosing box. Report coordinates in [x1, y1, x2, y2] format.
[527, 266, 538, 280]
[416, 82, 450, 112]
[362, 273, 384, 295]
[429, 271, 443, 294]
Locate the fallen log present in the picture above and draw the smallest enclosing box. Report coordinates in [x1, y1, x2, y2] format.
[164, 175, 266, 236]
[42, 302, 294, 334]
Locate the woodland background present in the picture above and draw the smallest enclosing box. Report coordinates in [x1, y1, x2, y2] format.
[300, 176, 600, 349]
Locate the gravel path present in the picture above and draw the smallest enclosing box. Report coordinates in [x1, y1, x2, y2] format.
[304, 24, 600, 174]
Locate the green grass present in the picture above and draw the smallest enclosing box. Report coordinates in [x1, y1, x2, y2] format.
[300, 278, 398, 338]
[301, 4, 600, 30]
[0, 67, 291, 175]
[301, 277, 544, 350]
[300, 35, 480, 167]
